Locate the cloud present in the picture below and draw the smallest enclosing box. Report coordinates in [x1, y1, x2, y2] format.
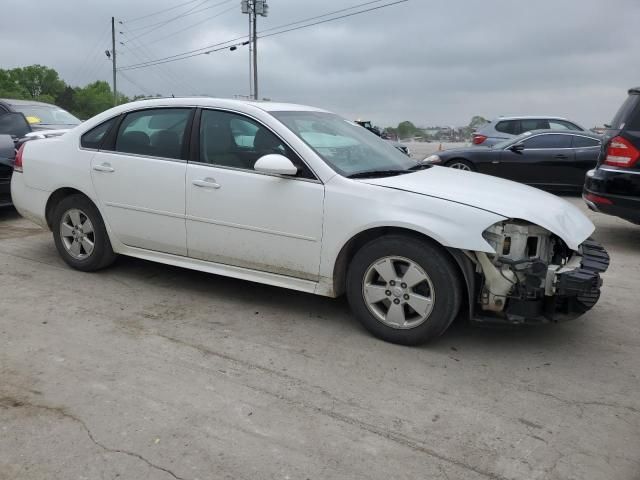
[1, 0, 638, 127]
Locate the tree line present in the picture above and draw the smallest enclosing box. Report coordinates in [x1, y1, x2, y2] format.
[0, 64, 150, 119]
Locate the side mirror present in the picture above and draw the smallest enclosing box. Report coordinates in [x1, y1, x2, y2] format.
[254, 154, 298, 176]
[0, 112, 31, 139]
[509, 143, 525, 153]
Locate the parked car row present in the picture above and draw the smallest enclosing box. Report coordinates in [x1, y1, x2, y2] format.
[472, 115, 586, 146]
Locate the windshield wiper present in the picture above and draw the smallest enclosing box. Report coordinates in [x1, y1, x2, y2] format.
[407, 163, 432, 171]
[347, 169, 410, 179]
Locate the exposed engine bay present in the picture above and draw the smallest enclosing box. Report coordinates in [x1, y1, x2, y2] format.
[470, 220, 609, 324]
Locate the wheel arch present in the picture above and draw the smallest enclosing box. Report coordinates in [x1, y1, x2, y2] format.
[45, 187, 96, 229]
[331, 227, 475, 317]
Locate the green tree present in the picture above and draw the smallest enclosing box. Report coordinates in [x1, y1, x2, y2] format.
[397, 121, 418, 139]
[469, 115, 488, 129]
[72, 81, 114, 119]
[0, 69, 29, 99]
[9, 65, 65, 101]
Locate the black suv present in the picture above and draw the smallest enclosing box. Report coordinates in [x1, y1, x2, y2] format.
[583, 87, 640, 224]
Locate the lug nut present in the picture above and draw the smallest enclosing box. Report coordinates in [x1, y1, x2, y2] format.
[403, 294, 409, 300]
[385, 290, 392, 296]
[401, 283, 407, 289]
[393, 298, 400, 305]
[389, 280, 396, 286]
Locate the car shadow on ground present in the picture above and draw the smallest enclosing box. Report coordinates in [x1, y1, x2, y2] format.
[106, 254, 592, 353]
[0, 206, 19, 221]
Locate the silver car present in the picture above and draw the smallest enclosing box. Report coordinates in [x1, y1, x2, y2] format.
[473, 116, 586, 147]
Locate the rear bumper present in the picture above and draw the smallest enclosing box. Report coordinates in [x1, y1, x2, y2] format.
[10, 172, 49, 228]
[583, 168, 640, 224]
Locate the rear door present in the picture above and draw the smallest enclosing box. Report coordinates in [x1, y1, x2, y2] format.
[90, 107, 193, 255]
[518, 133, 573, 187]
[570, 135, 601, 185]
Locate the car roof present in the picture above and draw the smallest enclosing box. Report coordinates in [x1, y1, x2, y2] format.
[520, 129, 600, 139]
[114, 96, 330, 113]
[0, 98, 62, 107]
[494, 115, 571, 121]
[629, 87, 640, 95]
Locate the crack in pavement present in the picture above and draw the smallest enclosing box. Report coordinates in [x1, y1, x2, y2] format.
[524, 387, 640, 416]
[0, 397, 186, 480]
[158, 334, 510, 480]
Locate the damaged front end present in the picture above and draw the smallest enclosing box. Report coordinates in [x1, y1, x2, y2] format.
[470, 220, 609, 324]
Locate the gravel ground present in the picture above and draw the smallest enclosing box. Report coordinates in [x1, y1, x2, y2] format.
[0, 196, 638, 480]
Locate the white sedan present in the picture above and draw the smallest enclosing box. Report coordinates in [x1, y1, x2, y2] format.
[10, 98, 609, 345]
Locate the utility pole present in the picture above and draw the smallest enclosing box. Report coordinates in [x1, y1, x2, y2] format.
[111, 16, 117, 106]
[252, 6, 258, 100]
[242, 1, 268, 100]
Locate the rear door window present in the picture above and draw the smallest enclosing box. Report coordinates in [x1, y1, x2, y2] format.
[522, 134, 571, 149]
[114, 108, 191, 159]
[548, 120, 580, 130]
[520, 119, 550, 132]
[572, 136, 600, 148]
[495, 120, 518, 135]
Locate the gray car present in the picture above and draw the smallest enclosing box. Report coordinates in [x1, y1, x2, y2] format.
[0, 98, 81, 131]
[472, 116, 586, 147]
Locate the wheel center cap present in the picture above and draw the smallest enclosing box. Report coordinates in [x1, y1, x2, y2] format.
[392, 286, 403, 298]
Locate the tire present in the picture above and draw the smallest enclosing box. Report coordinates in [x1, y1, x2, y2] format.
[446, 159, 475, 172]
[51, 194, 117, 271]
[346, 235, 462, 346]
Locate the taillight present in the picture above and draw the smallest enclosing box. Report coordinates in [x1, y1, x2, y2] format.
[472, 134, 487, 145]
[584, 192, 613, 205]
[604, 136, 639, 168]
[14, 144, 25, 173]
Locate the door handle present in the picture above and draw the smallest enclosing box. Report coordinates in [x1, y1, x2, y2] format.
[192, 178, 221, 189]
[93, 163, 115, 173]
[492, 160, 500, 164]
[554, 154, 569, 159]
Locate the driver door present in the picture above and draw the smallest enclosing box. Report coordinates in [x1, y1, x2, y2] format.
[185, 109, 324, 281]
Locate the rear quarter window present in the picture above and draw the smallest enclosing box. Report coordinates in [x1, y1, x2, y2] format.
[80, 117, 116, 149]
[611, 94, 640, 130]
[495, 120, 518, 135]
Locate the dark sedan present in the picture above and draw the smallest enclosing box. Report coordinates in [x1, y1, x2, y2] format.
[422, 129, 601, 191]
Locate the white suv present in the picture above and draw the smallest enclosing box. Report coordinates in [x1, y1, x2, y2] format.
[473, 116, 586, 146]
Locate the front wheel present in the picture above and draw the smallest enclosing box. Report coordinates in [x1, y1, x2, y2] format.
[51, 194, 117, 271]
[446, 159, 475, 171]
[346, 235, 462, 345]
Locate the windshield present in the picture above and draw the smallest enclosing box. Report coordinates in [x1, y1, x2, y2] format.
[271, 111, 416, 177]
[11, 104, 80, 126]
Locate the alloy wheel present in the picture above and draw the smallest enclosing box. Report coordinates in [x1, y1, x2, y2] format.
[449, 162, 471, 171]
[362, 256, 435, 329]
[60, 208, 95, 260]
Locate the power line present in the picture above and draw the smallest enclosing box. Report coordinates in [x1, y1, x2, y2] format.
[261, 0, 409, 39]
[122, 0, 234, 43]
[130, 4, 237, 49]
[122, 0, 205, 24]
[118, 0, 408, 71]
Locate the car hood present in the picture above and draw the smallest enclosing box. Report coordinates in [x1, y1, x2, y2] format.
[361, 166, 594, 250]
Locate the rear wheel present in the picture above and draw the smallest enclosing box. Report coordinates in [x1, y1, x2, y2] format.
[52, 194, 117, 271]
[346, 235, 462, 345]
[446, 159, 475, 171]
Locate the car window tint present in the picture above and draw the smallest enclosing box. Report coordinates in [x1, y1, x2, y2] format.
[611, 94, 640, 130]
[521, 119, 550, 132]
[115, 108, 190, 159]
[81, 117, 116, 149]
[572, 136, 600, 148]
[522, 134, 571, 149]
[495, 120, 517, 135]
[548, 120, 573, 130]
[199, 109, 314, 179]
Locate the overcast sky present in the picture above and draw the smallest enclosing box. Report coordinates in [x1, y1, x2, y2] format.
[1, 0, 639, 127]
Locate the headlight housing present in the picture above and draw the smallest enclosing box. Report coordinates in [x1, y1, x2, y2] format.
[423, 154, 441, 164]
